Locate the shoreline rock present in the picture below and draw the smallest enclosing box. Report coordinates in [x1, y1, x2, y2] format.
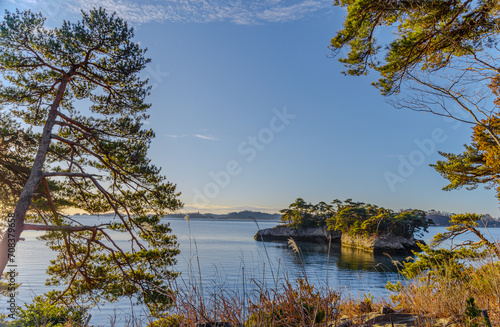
[334, 311, 457, 327]
[341, 233, 424, 253]
[254, 225, 341, 244]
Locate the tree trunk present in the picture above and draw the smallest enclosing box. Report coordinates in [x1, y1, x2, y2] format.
[0, 75, 70, 277]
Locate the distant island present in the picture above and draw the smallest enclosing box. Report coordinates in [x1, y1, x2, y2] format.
[164, 210, 281, 220]
[426, 210, 500, 227]
[72, 210, 279, 220]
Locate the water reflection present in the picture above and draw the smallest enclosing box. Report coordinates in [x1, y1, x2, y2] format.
[338, 246, 410, 273]
[272, 241, 412, 274]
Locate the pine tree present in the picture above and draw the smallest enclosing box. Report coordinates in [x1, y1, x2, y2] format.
[0, 8, 182, 315]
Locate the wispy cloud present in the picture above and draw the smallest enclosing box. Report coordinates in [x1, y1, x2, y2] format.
[193, 134, 217, 141]
[7, 0, 36, 4]
[68, 0, 332, 25]
[164, 133, 218, 140]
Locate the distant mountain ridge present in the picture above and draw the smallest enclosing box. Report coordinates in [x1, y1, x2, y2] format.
[165, 210, 280, 220]
[426, 211, 500, 227]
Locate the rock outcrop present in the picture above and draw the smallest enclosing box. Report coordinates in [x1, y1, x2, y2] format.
[335, 311, 458, 327]
[341, 233, 424, 253]
[254, 225, 341, 244]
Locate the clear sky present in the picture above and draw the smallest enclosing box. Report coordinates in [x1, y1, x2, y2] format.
[4, 0, 499, 216]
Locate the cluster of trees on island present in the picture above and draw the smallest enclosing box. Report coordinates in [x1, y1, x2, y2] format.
[279, 198, 432, 239]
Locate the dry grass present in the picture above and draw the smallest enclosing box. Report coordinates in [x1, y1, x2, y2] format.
[153, 258, 342, 326]
[149, 245, 500, 327]
[387, 253, 500, 326]
[144, 233, 346, 327]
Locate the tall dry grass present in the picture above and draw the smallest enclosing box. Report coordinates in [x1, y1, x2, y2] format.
[387, 250, 500, 326]
[149, 236, 343, 327]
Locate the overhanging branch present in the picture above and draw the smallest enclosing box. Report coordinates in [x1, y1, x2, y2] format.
[43, 172, 101, 178]
[23, 224, 98, 232]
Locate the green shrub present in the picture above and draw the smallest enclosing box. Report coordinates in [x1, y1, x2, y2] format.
[6, 297, 89, 327]
[147, 314, 185, 327]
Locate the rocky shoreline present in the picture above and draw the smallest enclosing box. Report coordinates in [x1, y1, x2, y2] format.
[335, 307, 459, 327]
[254, 225, 341, 244]
[195, 309, 459, 327]
[254, 225, 424, 253]
[340, 233, 423, 253]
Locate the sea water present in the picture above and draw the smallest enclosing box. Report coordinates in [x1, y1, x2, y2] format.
[2, 216, 499, 325]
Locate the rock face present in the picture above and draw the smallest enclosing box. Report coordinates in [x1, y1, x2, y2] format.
[255, 226, 423, 253]
[341, 233, 424, 253]
[254, 225, 341, 244]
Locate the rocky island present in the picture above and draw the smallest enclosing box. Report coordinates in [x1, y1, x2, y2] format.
[255, 225, 341, 243]
[255, 199, 430, 253]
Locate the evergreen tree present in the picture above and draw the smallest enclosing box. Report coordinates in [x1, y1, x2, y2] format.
[330, 0, 500, 278]
[330, 0, 500, 146]
[0, 8, 182, 315]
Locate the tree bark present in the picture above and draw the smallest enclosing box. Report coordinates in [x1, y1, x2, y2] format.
[0, 74, 70, 277]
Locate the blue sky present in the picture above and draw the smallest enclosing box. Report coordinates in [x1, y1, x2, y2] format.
[3, 0, 499, 216]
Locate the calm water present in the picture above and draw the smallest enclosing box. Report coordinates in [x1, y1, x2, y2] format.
[2, 216, 500, 325]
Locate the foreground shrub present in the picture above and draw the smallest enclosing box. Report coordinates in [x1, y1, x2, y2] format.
[245, 278, 340, 327]
[147, 314, 185, 327]
[2, 297, 89, 327]
[387, 255, 499, 326]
